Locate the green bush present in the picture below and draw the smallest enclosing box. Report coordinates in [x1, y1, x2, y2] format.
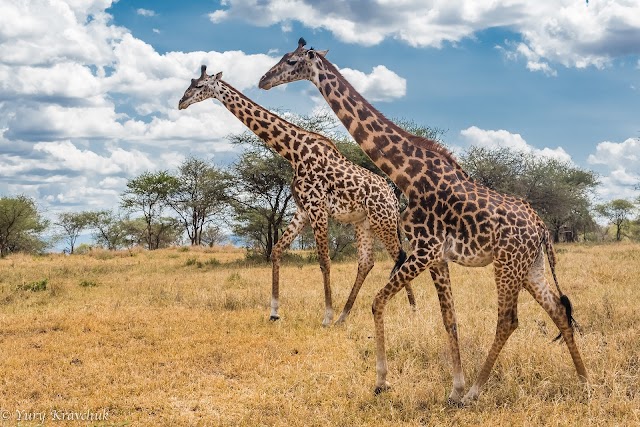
[17, 279, 48, 292]
[79, 280, 98, 288]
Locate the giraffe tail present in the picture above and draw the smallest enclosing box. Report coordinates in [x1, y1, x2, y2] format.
[542, 227, 580, 341]
[391, 219, 407, 277]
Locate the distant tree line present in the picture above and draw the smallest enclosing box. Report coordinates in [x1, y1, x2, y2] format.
[1, 113, 639, 259]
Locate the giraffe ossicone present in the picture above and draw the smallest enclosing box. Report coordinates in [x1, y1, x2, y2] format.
[259, 39, 588, 405]
[179, 65, 416, 326]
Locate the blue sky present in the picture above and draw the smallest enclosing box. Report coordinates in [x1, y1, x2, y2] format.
[1, 0, 639, 225]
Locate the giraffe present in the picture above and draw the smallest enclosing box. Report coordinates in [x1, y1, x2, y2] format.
[179, 65, 416, 326]
[258, 38, 588, 404]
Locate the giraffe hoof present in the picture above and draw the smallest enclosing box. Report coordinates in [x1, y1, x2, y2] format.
[334, 314, 348, 325]
[447, 397, 465, 408]
[374, 382, 391, 395]
[269, 315, 280, 321]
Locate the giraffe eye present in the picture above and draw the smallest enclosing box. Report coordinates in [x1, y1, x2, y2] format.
[286, 59, 298, 66]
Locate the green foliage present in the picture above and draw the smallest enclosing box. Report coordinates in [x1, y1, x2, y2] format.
[55, 211, 94, 254]
[203, 257, 221, 267]
[121, 171, 180, 250]
[0, 195, 49, 257]
[85, 210, 130, 250]
[79, 280, 98, 288]
[459, 146, 599, 242]
[17, 278, 48, 292]
[184, 257, 221, 269]
[595, 199, 637, 241]
[229, 146, 295, 261]
[167, 157, 230, 246]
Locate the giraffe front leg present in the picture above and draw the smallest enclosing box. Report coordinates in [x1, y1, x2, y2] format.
[463, 271, 521, 405]
[270, 210, 307, 321]
[336, 222, 374, 325]
[373, 253, 429, 394]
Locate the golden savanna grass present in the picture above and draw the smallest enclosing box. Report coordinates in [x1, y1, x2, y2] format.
[0, 243, 638, 426]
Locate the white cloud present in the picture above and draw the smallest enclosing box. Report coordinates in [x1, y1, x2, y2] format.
[340, 65, 406, 102]
[587, 137, 640, 201]
[136, 8, 156, 17]
[459, 126, 572, 162]
[0, 0, 123, 67]
[587, 138, 640, 169]
[209, 0, 640, 72]
[33, 140, 155, 175]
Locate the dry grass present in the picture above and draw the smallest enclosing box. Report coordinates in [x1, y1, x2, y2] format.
[0, 243, 638, 426]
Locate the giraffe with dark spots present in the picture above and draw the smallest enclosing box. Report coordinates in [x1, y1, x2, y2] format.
[179, 66, 416, 326]
[259, 38, 587, 404]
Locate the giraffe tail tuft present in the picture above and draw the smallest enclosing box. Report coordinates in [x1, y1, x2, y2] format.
[391, 212, 407, 277]
[553, 295, 579, 341]
[391, 249, 406, 277]
[543, 228, 581, 341]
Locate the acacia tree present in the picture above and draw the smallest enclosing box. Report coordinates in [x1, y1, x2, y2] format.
[595, 199, 636, 241]
[55, 211, 93, 254]
[167, 157, 230, 246]
[0, 195, 48, 257]
[121, 171, 179, 250]
[86, 210, 129, 250]
[460, 146, 599, 242]
[229, 148, 295, 260]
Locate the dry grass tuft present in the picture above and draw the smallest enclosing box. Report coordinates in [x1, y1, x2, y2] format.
[0, 243, 638, 426]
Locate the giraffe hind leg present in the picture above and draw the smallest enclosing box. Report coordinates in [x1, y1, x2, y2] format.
[270, 210, 307, 321]
[429, 263, 465, 404]
[524, 252, 588, 381]
[336, 222, 374, 324]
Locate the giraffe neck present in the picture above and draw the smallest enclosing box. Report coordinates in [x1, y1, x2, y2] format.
[216, 81, 301, 163]
[314, 57, 459, 190]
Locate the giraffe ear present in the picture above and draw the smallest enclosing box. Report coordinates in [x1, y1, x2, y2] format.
[215, 72, 223, 80]
[308, 49, 328, 59]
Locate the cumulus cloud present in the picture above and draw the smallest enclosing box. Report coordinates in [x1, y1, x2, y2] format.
[587, 137, 640, 201]
[0, 0, 272, 217]
[209, 0, 640, 72]
[33, 140, 155, 175]
[587, 138, 640, 169]
[340, 65, 406, 102]
[459, 126, 572, 162]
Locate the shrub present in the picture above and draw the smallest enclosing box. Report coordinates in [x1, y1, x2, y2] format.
[17, 279, 48, 292]
[79, 280, 98, 288]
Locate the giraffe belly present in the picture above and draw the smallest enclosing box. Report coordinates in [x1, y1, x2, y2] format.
[442, 235, 493, 267]
[331, 208, 367, 225]
[327, 197, 367, 224]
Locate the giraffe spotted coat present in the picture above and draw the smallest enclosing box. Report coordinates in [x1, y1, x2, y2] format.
[179, 66, 415, 326]
[259, 39, 587, 405]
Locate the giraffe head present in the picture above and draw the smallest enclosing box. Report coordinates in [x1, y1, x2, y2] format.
[178, 65, 223, 110]
[258, 37, 328, 90]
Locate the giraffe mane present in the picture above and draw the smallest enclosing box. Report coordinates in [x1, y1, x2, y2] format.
[317, 55, 462, 168]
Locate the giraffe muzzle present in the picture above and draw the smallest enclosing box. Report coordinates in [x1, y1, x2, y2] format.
[258, 75, 272, 90]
